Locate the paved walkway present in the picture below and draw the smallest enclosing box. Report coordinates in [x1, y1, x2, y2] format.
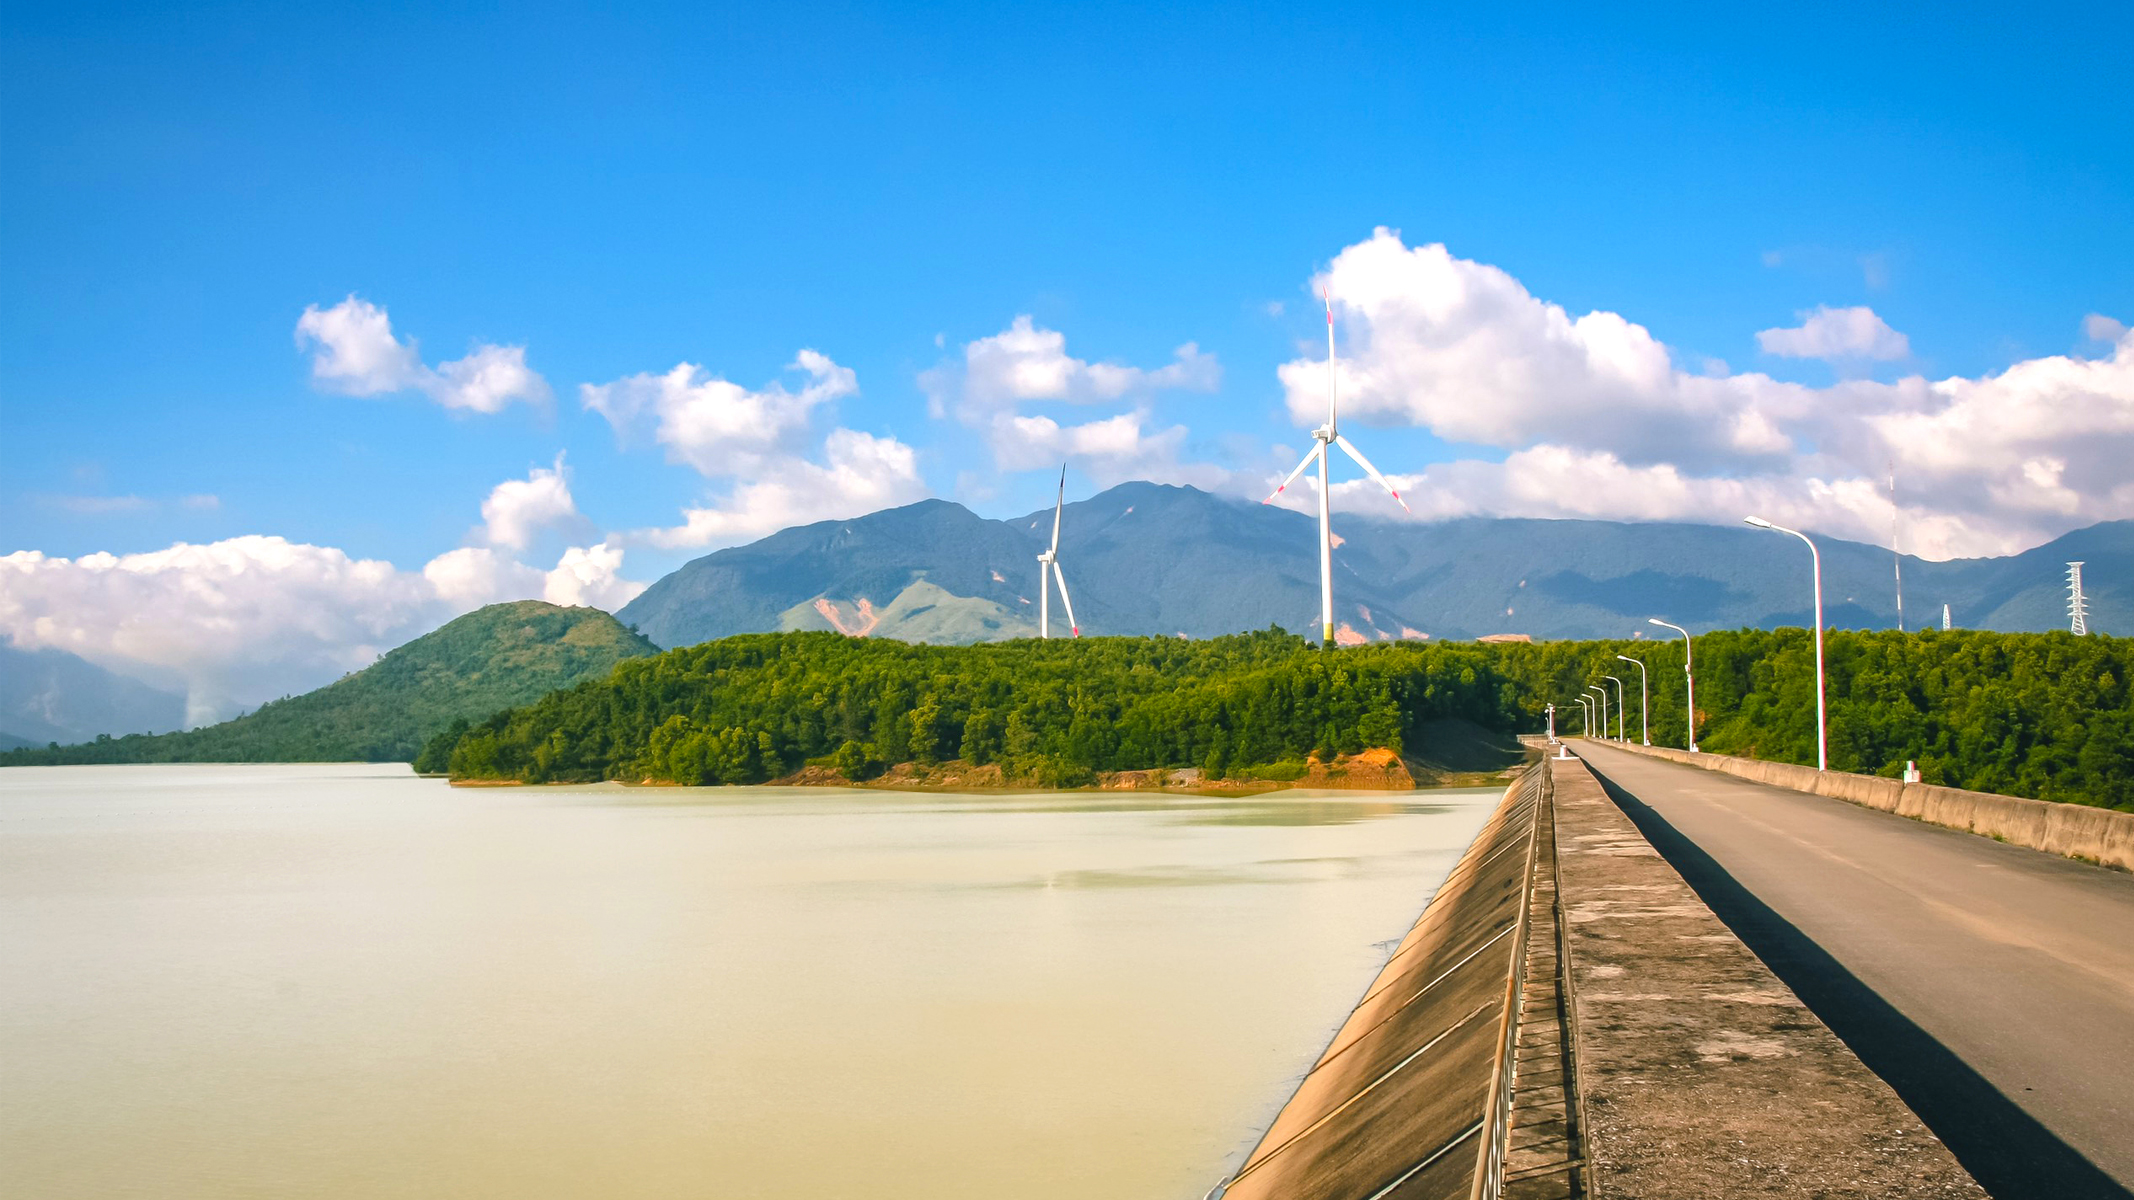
[1573, 740, 2134, 1200]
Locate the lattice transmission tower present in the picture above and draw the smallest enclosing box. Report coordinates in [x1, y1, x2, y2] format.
[2067, 561, 2089, 636]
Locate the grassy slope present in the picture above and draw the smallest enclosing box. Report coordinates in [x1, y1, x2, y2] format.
[0, 602, 656, 765]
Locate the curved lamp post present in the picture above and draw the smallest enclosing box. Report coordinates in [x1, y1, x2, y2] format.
[1650, 617, 1698, 752]
[1603, 675, 1626, 742]
[1587, 686, 1608, 743]
[1746, 516, 1827, 772]
[1616, 654, 1650, 745]
[1576, 697, 1591, 737]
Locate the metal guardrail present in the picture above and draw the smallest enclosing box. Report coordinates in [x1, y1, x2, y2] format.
[1470, 765, 1547, 1200]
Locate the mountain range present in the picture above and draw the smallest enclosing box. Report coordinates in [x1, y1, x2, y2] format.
[620, 482, 2129, 648]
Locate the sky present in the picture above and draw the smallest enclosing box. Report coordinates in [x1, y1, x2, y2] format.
[3, 1, 2132, 721]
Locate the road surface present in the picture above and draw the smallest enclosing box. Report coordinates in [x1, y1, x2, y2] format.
[1572, 740, 2134, 1200]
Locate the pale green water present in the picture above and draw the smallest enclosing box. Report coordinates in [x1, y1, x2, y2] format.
[0, 764, 1499, 1200]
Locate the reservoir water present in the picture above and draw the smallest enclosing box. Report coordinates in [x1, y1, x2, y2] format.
[0, 764, 1498, 1199]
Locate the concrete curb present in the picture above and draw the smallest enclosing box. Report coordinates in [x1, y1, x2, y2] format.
[1589, 741, 2134, 872]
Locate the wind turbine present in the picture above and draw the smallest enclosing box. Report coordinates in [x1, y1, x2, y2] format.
[1037, 466, 1079, 639]
[1264, 289, 1409, 646]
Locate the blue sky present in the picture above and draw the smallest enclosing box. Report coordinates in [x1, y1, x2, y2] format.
[4, 1, 2132, 714]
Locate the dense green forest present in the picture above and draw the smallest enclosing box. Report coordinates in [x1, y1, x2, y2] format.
[429, 627, 2131, 809]
[0, 602, 655, 766]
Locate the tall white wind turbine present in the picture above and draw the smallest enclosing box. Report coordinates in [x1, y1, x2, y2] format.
[1037, 466, 1080, 639]
[1264, 289, 1410, 646]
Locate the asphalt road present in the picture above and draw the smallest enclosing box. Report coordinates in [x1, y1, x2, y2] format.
[1571, 740, 2134, 1200]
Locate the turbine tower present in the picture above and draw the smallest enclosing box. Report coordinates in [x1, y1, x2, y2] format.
[1890, 463, 1905, 632]
[1264, 289, 1410, 646]
[2068, 561, 2089, 636]
[1037, 466, 1080, 639]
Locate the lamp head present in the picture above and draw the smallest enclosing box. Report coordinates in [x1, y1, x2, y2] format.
[1648, 617, 1665, 626]
[1616, 654, 1634, 663]
[1744, 515, 1775, 529]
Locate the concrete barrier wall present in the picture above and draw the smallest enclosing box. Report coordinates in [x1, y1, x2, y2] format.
[1592, 740, 2134, 872]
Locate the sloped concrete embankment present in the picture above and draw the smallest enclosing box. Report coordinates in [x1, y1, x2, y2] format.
[1213, 767, 1551, 1199]
[1594, 740, 2134, 871]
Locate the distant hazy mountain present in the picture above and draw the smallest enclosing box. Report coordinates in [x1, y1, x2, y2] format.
[1, 601, 655, 765]
[620, 482, 2130, 646]
[0, 643, 186, 746]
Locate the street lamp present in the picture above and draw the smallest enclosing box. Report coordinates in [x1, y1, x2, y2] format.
[1649, 617, 1698, 752]
[1746, 516, 1827, 772]
[1576, 696, 1591, 737]
[1587, 685, 1607, 743]
[1603, 675, 1626, 742]
[1616, 654, 1650, 745]
[1545, 703, 1556, 742]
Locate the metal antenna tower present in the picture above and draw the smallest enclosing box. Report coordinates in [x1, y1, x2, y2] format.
[1889, 463, 1905, 632]
[2067, 562, 2089, 635]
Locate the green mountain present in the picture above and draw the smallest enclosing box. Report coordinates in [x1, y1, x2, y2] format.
[0, 602, 655, 766]
[617, 482, 2133, 646]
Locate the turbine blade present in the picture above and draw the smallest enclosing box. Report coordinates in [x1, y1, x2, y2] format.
[1051, 465, 1065, 551]
[1262, 445, 1321, 504]
[1052, 562, 1080, 637]
[1334, 434, 1411, 513]
[1324, 288, 1338, 431]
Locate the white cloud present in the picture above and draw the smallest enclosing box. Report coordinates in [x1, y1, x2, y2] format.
[544, 542, 646, 611]
[3, 538, 449, 725]
[949, 315, 1219, 407]
[422, 546, 544, 610]
[295, 296, 550, 413]
[926, 317, 1232, 487]
[1274, 230, 2134, 557]
[1757, 305, 1910, 361]
[1277, 231, 1802, 469]
[2, 528, 648, 727]
[581, 350, 857, 476]
[2086, 313, 2129, 344]
[39, 495, 152, 514]
[480, 454, 580, 550]
[637, 429, 929, 549]
[584, 349, 930, 552]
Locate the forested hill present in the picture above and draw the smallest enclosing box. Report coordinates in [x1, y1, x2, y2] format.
[433, 627, 2131, 809]
[0, 602, 656, 766]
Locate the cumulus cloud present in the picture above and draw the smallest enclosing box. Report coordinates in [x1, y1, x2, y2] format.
[581, 350, 857, 476]
[544, 542, 646, 611]
[479, 455, 581, 550]
[948, 315, 1219, 407]
[925, 316, 1231, 487]
[1757, 305, 1910, 361]
[583, 349, 929, 551]
[2, 530, 647, 726]
[1275, 230, 2134, 557]
[296, 296, 550, 413]
[638, 428, 929, 549]
[2, 538, 448, 725]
